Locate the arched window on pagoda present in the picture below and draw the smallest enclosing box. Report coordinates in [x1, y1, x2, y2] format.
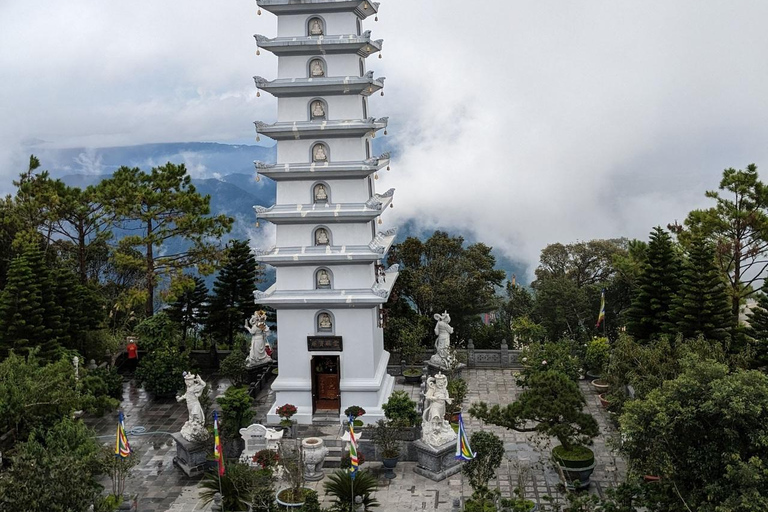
[311, 142, 329, 163]
[316, 311, 334, 333]
[308, 17, 325, 36]
[309, 99, 327, 121]
[309, 58, 326, 78]
[315, 268, 333, 290]
[313, 183, 330, 204]
[314, 226, 331, 246]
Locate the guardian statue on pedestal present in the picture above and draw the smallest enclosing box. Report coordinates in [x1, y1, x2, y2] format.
[177, 372, 209, 441]
[245, 310, 272, 368]
[421, 372, 456, 447]
[429, 311, 455, 367]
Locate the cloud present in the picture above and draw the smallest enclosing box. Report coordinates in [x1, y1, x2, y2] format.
[2, 1, 768, 278]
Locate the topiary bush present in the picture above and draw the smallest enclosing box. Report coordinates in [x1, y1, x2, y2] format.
[382, 390, 420, 427]
[584, 337, 610, 376]
[134, 347, 191, 397]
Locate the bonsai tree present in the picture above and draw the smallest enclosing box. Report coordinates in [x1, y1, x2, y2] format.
[382, 390, 420, 427]
[518, 339, 581, 386]
[276, 441, 307, 505]
[373, 419, 400, 459]
[584, 337, 610, 377]
[396, 321, 427, 381]
[344, 405, 366, 426]
[461, 431, 505, 508]
[323, 469, 379, 511]
[445, 377, 468, 421]
[469, 371, 599, 476]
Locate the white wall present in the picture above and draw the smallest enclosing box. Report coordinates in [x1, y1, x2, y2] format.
[278, 96, 366, 122]
[277, 137, 367, 164]
[275, 264, 374, 291]
[277, 12, 360, 38]
[278, 54, 362, 80]
[276, 222, 375, 247]
[278, 178, 370, 204]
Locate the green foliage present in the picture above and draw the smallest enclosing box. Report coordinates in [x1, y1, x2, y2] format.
[220, 347, 249, 387]
[134, 347, 190, 396]
[446, 377, 468, 418]
[100, 162, 233, 316]
[626, 227, 681, 341]
[387, 231, 506, 342]
[166, 275, 209, 345]
[681, 164, 768, 328]
[372, 419, 400, 458]
[216, 386, 253, 440]
[470, 371, 598, 452]
[88, 366, 124, 399]
[518, 339, 581, 385]
[669, 235, 732, 341]
[134, 311, 180, 352]
[461, 431, 505, 493]
[382, 390, 420, 427]
[200, 463, 269, 511]
[747, 284, 768, 368]
[206, 239, 262, 345]
[323, 469, 379, 511]
[531, 239, 629, 341]
[79, 370, 120, 416]
[0, 417, 103, 512]
[583, 337, 610, 375]
[620, 356, 768, 511]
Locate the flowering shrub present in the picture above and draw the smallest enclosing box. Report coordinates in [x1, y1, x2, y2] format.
[344, 405, 366, 419]
[276, 403, 298, 420]
[252, 449, 279, 469]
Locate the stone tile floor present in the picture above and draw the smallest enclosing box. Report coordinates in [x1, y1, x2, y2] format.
[86, 369, 626, 511]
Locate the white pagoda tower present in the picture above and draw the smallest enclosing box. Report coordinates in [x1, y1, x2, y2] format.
[252, 0, 398, 425]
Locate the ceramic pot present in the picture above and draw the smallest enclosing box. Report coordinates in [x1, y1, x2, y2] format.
[382, 456, 398, 479]
[302, 437, 328, 481]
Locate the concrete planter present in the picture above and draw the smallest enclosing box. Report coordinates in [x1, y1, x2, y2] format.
[302, 437, 328, 481]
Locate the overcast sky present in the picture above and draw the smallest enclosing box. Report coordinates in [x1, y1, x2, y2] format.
[2, 1, 768, 277]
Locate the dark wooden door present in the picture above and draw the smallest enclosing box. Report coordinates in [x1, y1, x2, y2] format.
[312, 356, 340, 411]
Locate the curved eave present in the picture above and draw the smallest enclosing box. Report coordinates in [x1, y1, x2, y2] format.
[253, 271, 399, 309]
[255, 118, 387, 141]
[256, 156, 389, 181]
[255, 34, 383, 57]
[254, 199, 392, 224]
[257, 247, 383, 265]
[256, 0, 380, 19]
[253, 75, 385, 98]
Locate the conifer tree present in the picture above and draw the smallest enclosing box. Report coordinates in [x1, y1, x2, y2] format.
[747, 285, 768, 367]
[51, 268, 104, 354]
[0, 251, 50, 357]
[626, 227, 681, 341]
[206, 240, 262, 346]
[670, 236, 731, 340]
[167, 276, 209, 346]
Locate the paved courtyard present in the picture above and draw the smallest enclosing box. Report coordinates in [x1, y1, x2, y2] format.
[87, 369, 625, 511]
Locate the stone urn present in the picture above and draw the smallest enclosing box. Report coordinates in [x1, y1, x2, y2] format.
[301, 437, 328, 481]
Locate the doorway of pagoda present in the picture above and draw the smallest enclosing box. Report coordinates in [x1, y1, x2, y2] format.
[311, 355, 340, 413]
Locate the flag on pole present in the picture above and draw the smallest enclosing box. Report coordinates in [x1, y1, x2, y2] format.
[115, 411, 131, 458]
[596, 288, 606, 328]
[455, 413, 475, 460]
[213, 411, 225, 476]
[348, 415, 359, 478]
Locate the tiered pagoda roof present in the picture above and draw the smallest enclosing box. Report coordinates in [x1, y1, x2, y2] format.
[253, 189, 394, 224]
[253, 265, 399, 307]
[256, 0, 380, 19]
[254, 228, 397, 265]
[255, 118, 387, 141]
[255, 32, 383, 57]
[255, 153, 390, 181]
[253, 71, 384, 98]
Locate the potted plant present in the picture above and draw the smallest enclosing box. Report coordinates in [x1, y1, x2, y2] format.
[216, 386, 254, 457]
[339, 451, 366, 470]
[461, 431, 505, 510]
[591, 378, 610, 392]
[275, 441, 311, 508]
[323, 469, 379, 511]
[397, 323, 426, 384]
[382, 391, 420, 441]
[373, 419, 400, 479]
[276, 403, 297, 426]
[445, 377, 468, 423]
[344, 405, 366, 426]
[252, 448, 279, 470]
[469, 371, 600, 490]
[584, 337, 610, 380]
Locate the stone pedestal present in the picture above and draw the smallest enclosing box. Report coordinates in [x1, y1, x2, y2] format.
[412, 439, 462, 482]
[171, 432, 208, 477]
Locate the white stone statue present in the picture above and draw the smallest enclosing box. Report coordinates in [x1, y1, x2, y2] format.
[310, 59, 325, 77]
[177, 372, 209, 441]
[317, 269, 331, 288]
[245, 310, 272, 368]
[314, 184, 328, 202]
[309, 19, 323, 36]
[421, 372, 456, 447]
[312, 144, 328, 162]
[311, 101, 325, 119]
[315, 228, 329, 245]
[429, 311, 455, 367]
[318, 313, 332, 331]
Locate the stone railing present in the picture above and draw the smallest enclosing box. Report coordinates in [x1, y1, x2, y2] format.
[387, 339, 523, 374]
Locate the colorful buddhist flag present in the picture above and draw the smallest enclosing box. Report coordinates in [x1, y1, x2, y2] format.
[348, 415, 359, 478]
[455, 413, 475, 461]
[213, 411, 225, 476]
[115, 411, 131, 458]
[596, 288, 606, 328]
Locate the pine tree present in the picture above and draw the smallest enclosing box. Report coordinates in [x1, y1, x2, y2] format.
[747, 285, 768, 367]
[626, 227, 681, 341]
[167, 276, 209, 346]
[669, 237, 731, 340]
[0, 252, 51, 357]
[51, 268, 104, 354]
[22, 241, 62, 346]
[206, 240, 262, 346]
